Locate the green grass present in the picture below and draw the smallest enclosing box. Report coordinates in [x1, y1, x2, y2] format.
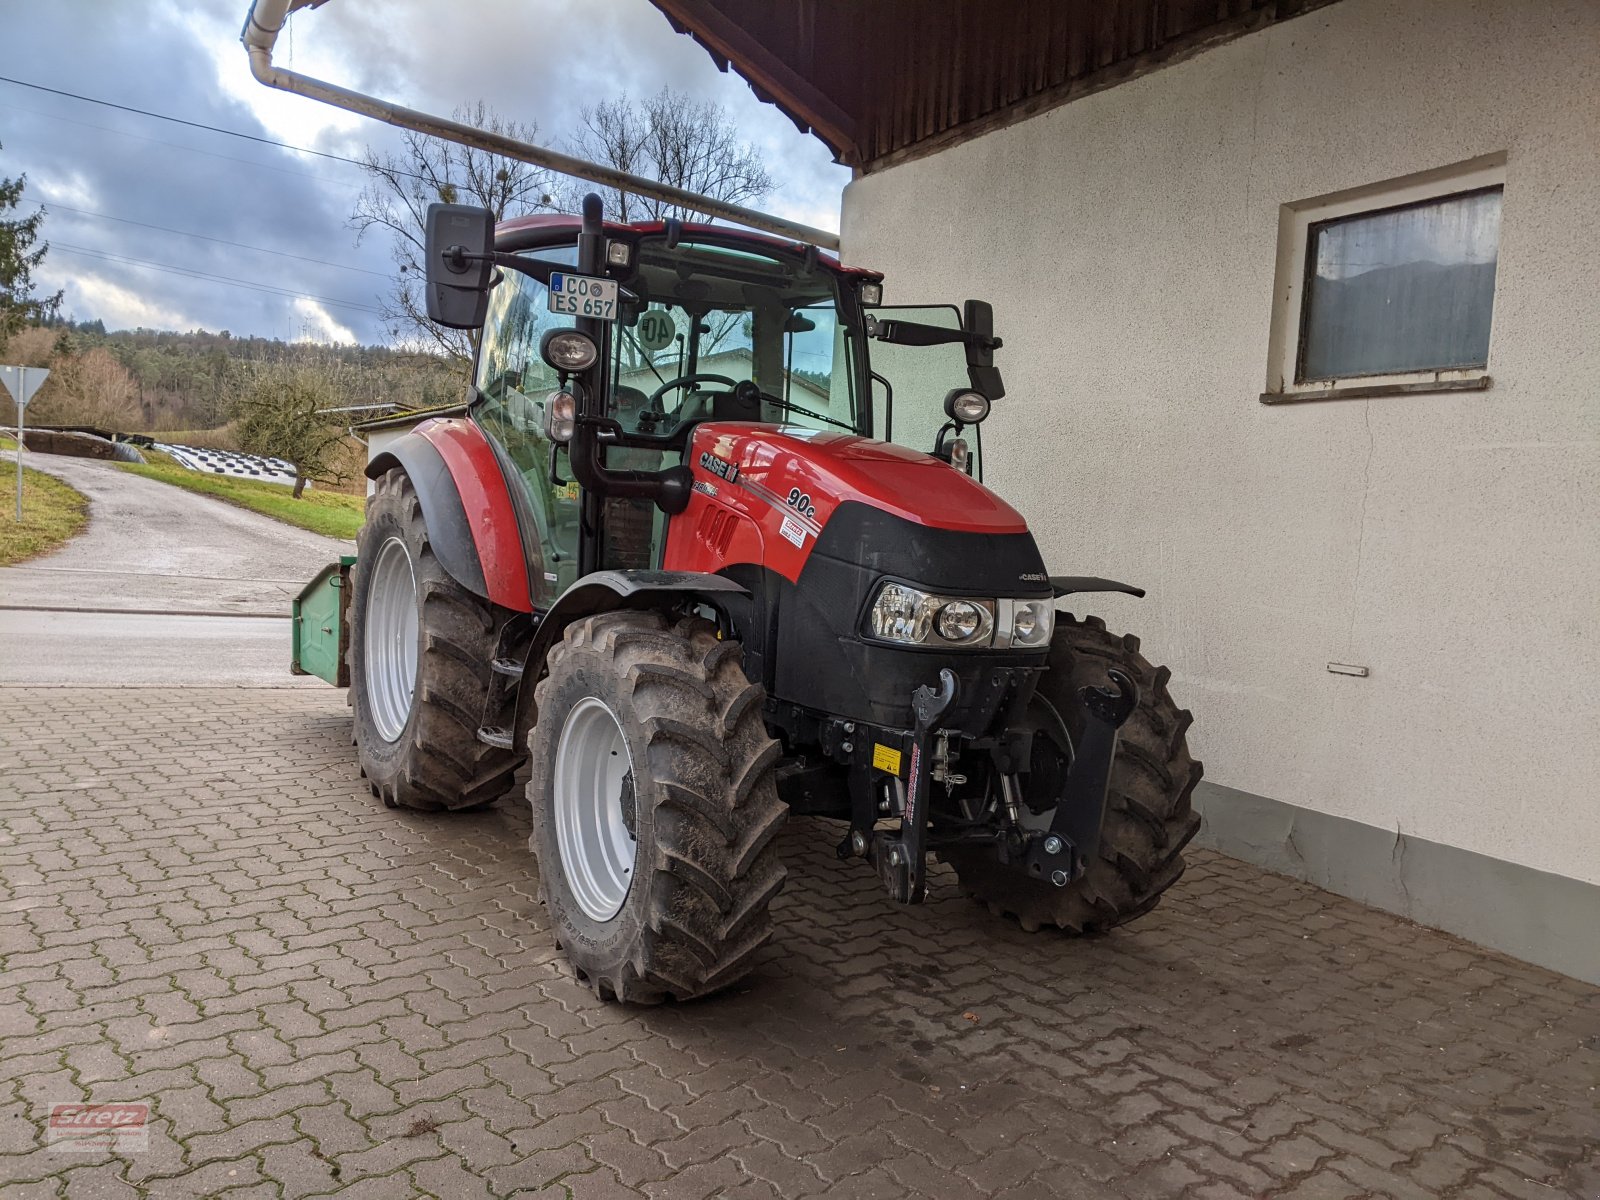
[118, 461, 365, 540]
[0, 462, 91, 565]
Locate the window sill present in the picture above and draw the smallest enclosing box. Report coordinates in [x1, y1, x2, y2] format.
[1260, 375, 1491, 405]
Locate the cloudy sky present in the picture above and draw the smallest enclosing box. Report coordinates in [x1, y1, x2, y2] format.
[0, 0, 848, 345]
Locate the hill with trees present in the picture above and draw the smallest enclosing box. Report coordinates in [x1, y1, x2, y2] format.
[0, 320, 463, 435]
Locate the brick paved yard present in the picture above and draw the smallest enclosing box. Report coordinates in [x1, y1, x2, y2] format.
[1, 689, 1595, 1200]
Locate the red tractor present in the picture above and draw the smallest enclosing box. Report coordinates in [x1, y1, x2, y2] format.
[292, 194, 1202, 1002]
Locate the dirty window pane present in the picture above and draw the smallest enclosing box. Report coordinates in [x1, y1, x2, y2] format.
[1299, 187, 1501, 381]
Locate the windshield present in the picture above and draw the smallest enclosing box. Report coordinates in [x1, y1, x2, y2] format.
[610, 237, 859, 437]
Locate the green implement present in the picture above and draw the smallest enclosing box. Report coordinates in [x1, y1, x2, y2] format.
[291, 556, 355, 686]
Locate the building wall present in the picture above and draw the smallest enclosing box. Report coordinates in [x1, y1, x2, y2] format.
[842, 0, 1600, 899]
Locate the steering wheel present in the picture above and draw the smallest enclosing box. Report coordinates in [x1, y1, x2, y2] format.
[646, 373, 737, 414]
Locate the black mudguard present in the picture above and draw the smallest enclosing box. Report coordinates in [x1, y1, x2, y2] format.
[1050, 575, 1146, 599]
[512, 570, 749, 741]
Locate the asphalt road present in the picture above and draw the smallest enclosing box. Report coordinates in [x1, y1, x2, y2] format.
[0, 451, 353, 687]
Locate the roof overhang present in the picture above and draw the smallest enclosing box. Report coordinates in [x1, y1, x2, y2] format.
[649, 0, 1343, 172]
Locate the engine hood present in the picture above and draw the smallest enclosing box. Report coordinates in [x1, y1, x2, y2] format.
[689, 423, 1028, 535]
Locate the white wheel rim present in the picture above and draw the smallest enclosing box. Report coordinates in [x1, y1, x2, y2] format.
[364, 536, 419, 743]
[553, 696, 638, 921]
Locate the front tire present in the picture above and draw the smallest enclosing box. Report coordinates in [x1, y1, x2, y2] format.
[348, 468, 522, 811]
[528, 611, 788, 1003]
[943, 614, 1202, 932]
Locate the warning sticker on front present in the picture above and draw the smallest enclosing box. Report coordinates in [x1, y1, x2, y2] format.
[779, 515, 807, 548]
[872, 743, 903, 775]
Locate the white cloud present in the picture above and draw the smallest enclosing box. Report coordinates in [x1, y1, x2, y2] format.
[65, 273, 195, 331]
[291, 297, 358, 344]
[31, 168, 100, 210]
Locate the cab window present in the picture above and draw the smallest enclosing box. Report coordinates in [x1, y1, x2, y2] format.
[866, 304, 982, 478]
[611, 238, 858, 437]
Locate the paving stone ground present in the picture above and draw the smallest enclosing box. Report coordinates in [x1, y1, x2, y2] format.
[0, 687, 1595, 1199]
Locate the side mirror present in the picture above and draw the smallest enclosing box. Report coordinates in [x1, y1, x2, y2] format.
[963, 299, 1005, 400]
[424, 203, 495, 330]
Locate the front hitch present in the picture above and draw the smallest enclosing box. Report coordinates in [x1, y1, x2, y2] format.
[872, 668, 959, 903]
[1025, 668, 1139, 885]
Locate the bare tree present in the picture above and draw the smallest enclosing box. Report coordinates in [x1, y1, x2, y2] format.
[231, 360, 354, 499]
[40, 346, 141, 431]
[352, 92, 775, 371]
[556, 89, 776, 367]
[554, 88, 775, 224]
[352, 102, 553, 367]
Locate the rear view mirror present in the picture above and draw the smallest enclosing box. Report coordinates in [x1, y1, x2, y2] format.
[424, 203, 495, 329]
[963, 299, 1005, 400]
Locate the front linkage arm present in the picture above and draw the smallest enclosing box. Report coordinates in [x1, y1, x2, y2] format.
[873, 669, 959, 904]
[1024, 668, 1140, 884]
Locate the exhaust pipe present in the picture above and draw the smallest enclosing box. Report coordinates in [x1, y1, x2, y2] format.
[240, 0, 841, 251]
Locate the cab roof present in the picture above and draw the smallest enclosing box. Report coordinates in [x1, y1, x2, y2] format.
[495, 213, 881, 281]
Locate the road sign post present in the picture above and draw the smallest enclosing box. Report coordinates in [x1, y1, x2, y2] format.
[0, 365, 50, 521]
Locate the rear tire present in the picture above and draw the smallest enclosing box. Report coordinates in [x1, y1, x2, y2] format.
[527, 611, 787, 1003]
[942, 614, 1202, 932]
[348, 468, 522, 811]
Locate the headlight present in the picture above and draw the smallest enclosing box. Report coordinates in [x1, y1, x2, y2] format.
[867, 583, 1053, 649]
[867, 583, 1018, 647]
[540, 328, 599, 372]
[999, 598, 1055, 648]
[935, 599, 992, 645]
[869, 583, 935, 643]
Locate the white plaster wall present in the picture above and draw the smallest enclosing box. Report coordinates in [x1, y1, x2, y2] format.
[842, 0, 1600, 884]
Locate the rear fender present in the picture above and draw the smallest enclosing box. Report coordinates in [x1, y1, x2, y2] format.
[365, 419, 532, 612]
[513, 570, 749, 742]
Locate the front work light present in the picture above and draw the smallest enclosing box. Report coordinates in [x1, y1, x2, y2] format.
[944, 389, 991, 425]
[859, 281, 883, 306]
[540, 328, 599, 373]
[543, 390, 576, 444]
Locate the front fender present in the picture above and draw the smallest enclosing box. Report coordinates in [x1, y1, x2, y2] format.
[513, 570, 749, 739]
[1050, 575, 1146, 599]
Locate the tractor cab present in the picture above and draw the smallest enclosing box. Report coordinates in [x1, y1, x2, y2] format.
[442, 203, 1002, 609]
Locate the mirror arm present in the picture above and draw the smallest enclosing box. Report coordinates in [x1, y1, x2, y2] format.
[871, 319, 1002, 353]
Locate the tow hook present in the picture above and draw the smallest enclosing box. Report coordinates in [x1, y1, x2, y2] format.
[873, 669, 958, 904]
[1027, 668, 1139, 885]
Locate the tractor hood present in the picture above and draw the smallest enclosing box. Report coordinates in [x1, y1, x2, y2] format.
[673, 423, 1051, 729]
[689, 424, 1029, 538]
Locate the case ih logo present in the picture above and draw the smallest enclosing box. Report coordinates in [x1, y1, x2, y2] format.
[47, 1103, 149, 1152]
[698, 451, 740, 484]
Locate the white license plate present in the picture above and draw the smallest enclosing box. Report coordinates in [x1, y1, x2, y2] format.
[547, 273, 618, 320]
